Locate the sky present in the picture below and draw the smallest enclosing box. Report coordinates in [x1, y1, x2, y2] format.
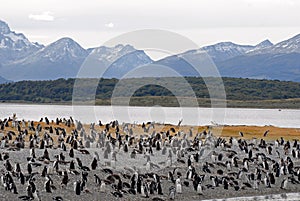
[1, 0, 300, 51]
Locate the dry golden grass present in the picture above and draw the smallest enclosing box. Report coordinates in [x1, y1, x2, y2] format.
[2, 120, 300, 143]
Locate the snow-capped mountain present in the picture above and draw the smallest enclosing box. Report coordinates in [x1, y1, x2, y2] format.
[246, 39, 273, 54]
[249, 34, 300, 55]
[1, 19, 300, 82]
[201, 42, 254, 62]
[90, 44, 153, 78]
[155, 40, 274, 76]
[0, 20, 152, 81]
[155, 36, 300, 82]
[16, 37, 88, 65]
[215, 36, 300, 81]
[201, 40, 275, 62]
[1, 37, 88, 81]
[0, 20, 43, 64]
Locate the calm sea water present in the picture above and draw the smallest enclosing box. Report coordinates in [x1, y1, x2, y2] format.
[0, 103, 299, 128]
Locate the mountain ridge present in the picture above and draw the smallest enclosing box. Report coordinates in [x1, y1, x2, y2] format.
[1, 19, 300, 82]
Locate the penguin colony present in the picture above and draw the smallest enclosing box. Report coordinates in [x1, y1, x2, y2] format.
[0, 115, 300, 200]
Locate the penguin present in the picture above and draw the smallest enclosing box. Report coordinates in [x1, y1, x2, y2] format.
[69, 160, 75, 170]
[111, 158, 116, 169]
[169, 186, 176, 200]
[117, 178, 123, 192]
[91, 157, 98, 170]
[69, 148, 74, 158]
[157, 182, 163, 195]
[186, 166, 194, 180]
[19, 171, 25, 185]
[197, 182, 203, 195]
[30, 148, 36, 158]
[146, 161, 151, 172]
[223, 178, 229, 190]
[28, 179, 36, 195]
[263, 160, 269, 170]
[76, 158, 83, 169]
[74, 180, 81, 195]
[280, 178, 288, 190]
[243, 158, 249, 171]
[264, 176, 271, 188]
[41, 166, 47, 177]
[61, 171, 69, 187]
[141, 182, 149, 198]
[100, 181, 106, 192]
[130, 174, 137, 191]
[168, 171, 176, 184]
[53, 160, 59, 172]
[226, 161, 231, 170]
[149, 181, 156, 195]
[269, 172, 275, 184]
[5, 160, 13, 171]
[44, 176, 52, 193]
[61, 142, 67, 151]
[81, 171, 88, 183]
[137, 176, 142, 194]
[39, 140, 45, 149]
[176, 176, 182, 194]
[124, 143, 129, 153]
[156, 141, 161, 151]
[15, 163, 21, 173]
[162, 147, 167, 155]
[130, 150, 136, 159]
[26, 184, 34, 200]
[211, 176, 218, 187]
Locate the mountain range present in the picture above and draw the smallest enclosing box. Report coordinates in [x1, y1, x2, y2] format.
[1, 20, 300, 82]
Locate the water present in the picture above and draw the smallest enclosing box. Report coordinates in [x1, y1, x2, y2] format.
[202, 192, 300, 201]
[0, 103, 299, 127]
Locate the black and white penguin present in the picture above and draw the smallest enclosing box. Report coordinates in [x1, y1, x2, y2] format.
[157, 181, 163, 195]
[74, 180, 81, 195]
[69, 148, 74, 158]
[44, 176, 52, 193]
[19, 171, 25, 185]
[26, 184, 34, 200]
[61, 171, 69, 187]
[91, 157, 98, 170]
[94, 174, 101, 185]
[223, 178, 229, 190]
[137, 176, 142, 194]
[169, 186, 176, 200]
[176, 176, 182, 194]
[269, 172, 275, 184]
[186, 166, 194, 180]
[264, 175, 271, 188]
[5, 160, 13, 172]
[41, 166, 47, 177]
[15, 163, 21, 173]
[197, 182, 203, 195]
[280, 178, 288, 189]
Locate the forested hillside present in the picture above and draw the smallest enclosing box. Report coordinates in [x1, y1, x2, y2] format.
[0, 77, 300, 108]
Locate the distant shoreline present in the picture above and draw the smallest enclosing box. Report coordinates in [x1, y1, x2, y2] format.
[1, 97, 300, 109]
[1, 77, 300, 109]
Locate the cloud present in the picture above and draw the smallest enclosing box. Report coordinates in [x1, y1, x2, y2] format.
[28, 11, 54, 21]
[105, 22, 114, 28]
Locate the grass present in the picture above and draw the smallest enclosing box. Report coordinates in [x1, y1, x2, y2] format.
[3, 120, 299, 144]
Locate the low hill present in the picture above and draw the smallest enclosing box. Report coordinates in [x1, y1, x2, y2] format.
[1, 77, 300, 108]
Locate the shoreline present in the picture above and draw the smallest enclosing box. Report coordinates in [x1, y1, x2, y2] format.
[2, 97, 300, 109]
